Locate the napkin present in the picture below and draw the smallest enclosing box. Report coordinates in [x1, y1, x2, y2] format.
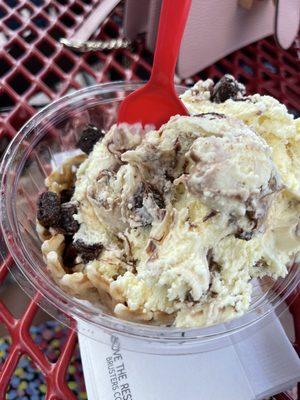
[78, 312, 300, 400]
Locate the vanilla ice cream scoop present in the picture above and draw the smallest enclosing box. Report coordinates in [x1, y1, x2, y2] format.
[184, 113, 281, 239]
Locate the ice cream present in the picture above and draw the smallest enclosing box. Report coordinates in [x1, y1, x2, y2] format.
[37, 76, 300, 328]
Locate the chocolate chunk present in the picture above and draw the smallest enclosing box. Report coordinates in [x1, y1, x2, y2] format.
[211, 75, 245, 103]
[245, 209, 257, 222]
[59, 203, 79, 235]
[60, 188, 74, 204]
[174, 138, 181, 153]
[77, 124, 104, 154]
[254, 259, 268, 268]
[73, 239, 103, 263]
[165, 172, 175, 183]
[203, 210, 218, 222]
[229, 210, 256, 241]
[152, 188, 165, 209]
[131, 183, 165, 227]
[195, 112, 225, 119]
[235, 98, 251, 102]
[210, 259, 222, 273]
[132, 184, 144, 209]
[185, 292, 195, 303]
[37, 191, 60, 228]
[241, 200, 267, 239]
[234, 229, 254, 241]
[207, 248, 221, 272]
[62, 239, 78, 269]
[268, 174, 281, 192]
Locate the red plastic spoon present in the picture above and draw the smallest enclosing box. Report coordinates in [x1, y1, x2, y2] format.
[118, 0, 191, 129]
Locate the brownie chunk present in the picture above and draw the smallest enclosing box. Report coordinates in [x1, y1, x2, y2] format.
[211, 75, 245, 103]
[77, 124, 104, 154]
[60, 188, 75, 204]
[62, 238, 78, 269]
[59, 203, 79, 235]
[73, 239, 103, 263]
[37, 191, 60, 228]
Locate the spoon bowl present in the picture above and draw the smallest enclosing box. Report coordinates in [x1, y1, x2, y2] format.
[118, 82, 188, 128]
[118, 0, 191, 129]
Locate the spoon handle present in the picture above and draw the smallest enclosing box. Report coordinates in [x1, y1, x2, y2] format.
[150, 0, 192, 88]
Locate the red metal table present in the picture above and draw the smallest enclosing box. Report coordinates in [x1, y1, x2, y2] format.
[0, 1, 299, 399]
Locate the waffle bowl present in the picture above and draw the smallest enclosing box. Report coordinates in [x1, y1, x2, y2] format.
[0, 82, 299, 355]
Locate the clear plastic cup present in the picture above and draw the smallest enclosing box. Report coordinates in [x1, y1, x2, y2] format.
[0, 82, 299, 355]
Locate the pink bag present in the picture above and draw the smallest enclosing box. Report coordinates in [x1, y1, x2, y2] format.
[124, 0, 300, 78]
